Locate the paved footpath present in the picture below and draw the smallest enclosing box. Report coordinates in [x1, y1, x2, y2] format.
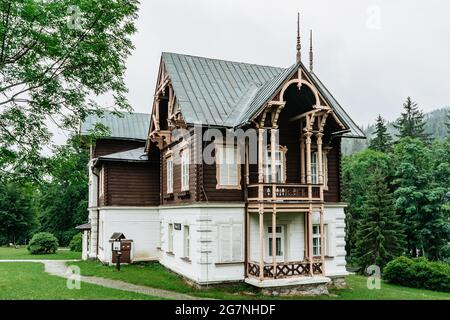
[0, 260, 210, 300]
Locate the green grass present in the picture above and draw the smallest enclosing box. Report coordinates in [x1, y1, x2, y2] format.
[72, 260, 450, 300]
[0, 263, 160, 300]
[0, 246, 81, 260]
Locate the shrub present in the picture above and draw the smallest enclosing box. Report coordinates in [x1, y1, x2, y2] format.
[27, 232, 59, 254]
[69, 233, 83, 252]
[383, 256, 450, 292]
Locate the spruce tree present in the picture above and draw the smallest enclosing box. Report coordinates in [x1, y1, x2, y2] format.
[353, 169, 406, 272]
[369, 115, 392, 152]
[446, 109, 450, 136]
[394, 97, 430, 142]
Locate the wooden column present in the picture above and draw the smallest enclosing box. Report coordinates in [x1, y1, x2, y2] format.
[317, 133, 324, 185]
[246, 210, 250, 276]
[320, 205, 325, 275]
[155, 96, 160, 131]
[309, 208, 313, 276]
[270, 128, 277, 199]
[305, 131, 312, 184]
[259, 207, 264, 281]
[300, 137, 306, 184]
[245, 138, 249, 185]
[272, 204, 277, 278]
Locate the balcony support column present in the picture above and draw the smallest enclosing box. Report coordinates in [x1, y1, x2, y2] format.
[305, 131, 312, 185]
[270, 128, 278, 199]
[259, 207, 265, 281]
[308, 208, 313, 276]
[320, 205, 325, 275]
[272, 204, 277, 278]
[317, 133, 324, 185]
[300, 137, 306, 184]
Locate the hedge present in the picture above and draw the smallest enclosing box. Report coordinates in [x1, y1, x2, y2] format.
[69, 233, 83, 252]
[383, 256, 450, 292]
[27, 232, 59, 254]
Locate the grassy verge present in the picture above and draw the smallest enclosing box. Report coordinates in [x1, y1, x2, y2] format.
[0, 247, 81, 260]
[0, 262, 160, 300]
[72, 261, 450, 300]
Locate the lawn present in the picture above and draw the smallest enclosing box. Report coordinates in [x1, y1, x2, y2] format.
[0, 246, 81, 260]
[72, 261, 450, 300]
[0, 263, 160, 300]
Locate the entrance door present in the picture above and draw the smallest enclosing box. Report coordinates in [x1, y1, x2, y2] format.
[267, 225, 285, 262]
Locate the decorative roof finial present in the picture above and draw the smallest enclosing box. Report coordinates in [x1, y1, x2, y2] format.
[309, 29, 313, 73]
[296, 12, 301, 63]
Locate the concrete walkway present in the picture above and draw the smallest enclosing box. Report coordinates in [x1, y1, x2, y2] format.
[0, 260, 209, 300]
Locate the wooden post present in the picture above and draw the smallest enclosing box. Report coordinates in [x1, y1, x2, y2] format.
[155, 96, 160, 131]
[259, 207, 264, 281]
[320, 205, 325, 275]
[305, 131, 312, 184]
[271, 128, 277, 199]
[309, 208, 313, 276]
[246, 210, 250, 276]
[272, 204, 277, 278]
[317, 133, 324, 185]
[258, 129, 264, 199]
[245, 138, 249, 185]
[300, 137, 306, 184]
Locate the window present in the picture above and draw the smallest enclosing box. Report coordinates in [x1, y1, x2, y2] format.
[219, 224, 243, 262]
[311, 151, 327, 185]
[264, 148, 285, 183]
[183, 225, 190, 258]
[216, 144, 239, 188]
[181, 148, 190, 191]
[312, 225, 327, 256]
[168, 223, 174, 253]
[268, 226, 284, 257]
[166, 156, 173, 194]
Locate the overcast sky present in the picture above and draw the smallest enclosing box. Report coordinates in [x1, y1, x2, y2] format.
[52, 0, 450, 145]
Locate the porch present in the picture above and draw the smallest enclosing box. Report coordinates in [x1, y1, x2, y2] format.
[244, 209, 327, 284]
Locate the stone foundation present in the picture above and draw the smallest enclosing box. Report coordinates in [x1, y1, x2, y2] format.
[261, 283, 329, 297]
[327, 276, 347, 289]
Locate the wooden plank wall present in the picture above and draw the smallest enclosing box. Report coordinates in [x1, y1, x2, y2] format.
[93, 139, 145, 158]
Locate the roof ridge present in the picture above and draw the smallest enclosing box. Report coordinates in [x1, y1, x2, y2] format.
[162, 51, 287, 71]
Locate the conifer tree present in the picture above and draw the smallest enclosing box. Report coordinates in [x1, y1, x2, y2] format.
[394, 97, 430, 142]
[369, 115, 392, 152]
[353, 169, 406, 271]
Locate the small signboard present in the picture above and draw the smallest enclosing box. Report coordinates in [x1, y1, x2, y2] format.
[174, 223, 182, 230]
[112, 240, 121, 251]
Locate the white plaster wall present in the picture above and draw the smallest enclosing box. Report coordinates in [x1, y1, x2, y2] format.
[159, 204, 245, 284]
[97, 207, 160, 265]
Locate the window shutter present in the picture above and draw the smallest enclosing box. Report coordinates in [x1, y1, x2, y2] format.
[232, 225, 243, 261]
[220, 225, 231, 262]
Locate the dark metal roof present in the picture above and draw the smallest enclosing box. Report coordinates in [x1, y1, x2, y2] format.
[162, 52, 365, 139]
[75, 223, 91, 230]
[80, 111, 150, 140]
[95, 147, 148, 165]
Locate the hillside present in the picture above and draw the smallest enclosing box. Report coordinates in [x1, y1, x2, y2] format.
[342, 107, 450, 155]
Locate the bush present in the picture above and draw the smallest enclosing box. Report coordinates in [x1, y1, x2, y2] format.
[383, 256, 450, 292]
[27, 232, 59, 254]
[69, 233, 83, 252]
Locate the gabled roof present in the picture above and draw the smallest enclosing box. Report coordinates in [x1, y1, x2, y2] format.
[161, 52, 365, 139]
[80, 111, 150, 141]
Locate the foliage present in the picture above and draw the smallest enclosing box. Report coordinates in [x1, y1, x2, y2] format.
[38, 137, 89, 246]
[69, 233, 83, 252]
[0, 246, 80, 260]
[0, 180, 38, 245]
[353, 170, 406, 271]
[342, 149, 392, 262]
[393, 97, 430, 142]
[0, 0, 139, 180]
[383, 257, 450, 292]
[27, 232, 58, 254]
[369, 115, 392, 152]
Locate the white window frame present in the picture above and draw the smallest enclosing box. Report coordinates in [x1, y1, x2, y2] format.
[168, 223, 174, 253]
[311, 151, 328, 187]
[183, 225, 190, 259]
[216, 144, 241, 189]
[166, 155, 173, 194]
[218, 223, 243, 263]
[264, 146, 287, 183]
[180, 147, 190, 191]
[312, 224, 327, 257]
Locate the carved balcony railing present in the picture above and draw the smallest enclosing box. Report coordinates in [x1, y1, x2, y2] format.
[247, 260, 323, 279]
[247, 184, 321, 202]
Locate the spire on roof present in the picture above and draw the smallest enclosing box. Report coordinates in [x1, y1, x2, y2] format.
[296, 12, 301, 63]
[309, 29, 314, 73]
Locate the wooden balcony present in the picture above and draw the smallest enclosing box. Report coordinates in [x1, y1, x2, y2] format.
[247, 184, 322, 202]
[247, 260, 323, 279]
